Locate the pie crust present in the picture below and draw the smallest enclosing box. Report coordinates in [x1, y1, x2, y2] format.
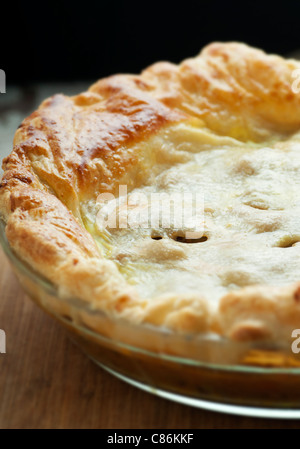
[2, 42, 300, 344]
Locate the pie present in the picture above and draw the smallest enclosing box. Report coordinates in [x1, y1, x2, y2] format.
[1, 42, 300, 345]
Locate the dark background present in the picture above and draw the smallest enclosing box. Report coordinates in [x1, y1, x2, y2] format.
[2, 0, 300, 84]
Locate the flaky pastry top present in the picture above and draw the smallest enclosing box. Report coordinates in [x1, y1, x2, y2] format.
[2, 42, 300, 343]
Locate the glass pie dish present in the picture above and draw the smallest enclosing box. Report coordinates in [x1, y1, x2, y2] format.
[1, 218, 300, 419]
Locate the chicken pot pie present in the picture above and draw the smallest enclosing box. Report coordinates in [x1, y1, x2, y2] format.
[1, 42, 300, 345]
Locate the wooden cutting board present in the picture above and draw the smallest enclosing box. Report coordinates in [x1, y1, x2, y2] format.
[0, 248, 299, 429]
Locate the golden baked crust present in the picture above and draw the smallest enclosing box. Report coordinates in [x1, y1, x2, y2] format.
[2, 42, 300, 343]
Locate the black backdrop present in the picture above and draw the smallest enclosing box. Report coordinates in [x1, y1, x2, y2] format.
[2, 0, 300, 84]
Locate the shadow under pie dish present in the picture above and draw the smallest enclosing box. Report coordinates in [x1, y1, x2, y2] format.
[2, 42, 300, 416]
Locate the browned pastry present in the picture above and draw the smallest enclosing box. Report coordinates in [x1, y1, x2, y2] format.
[2, 42, 300, 343]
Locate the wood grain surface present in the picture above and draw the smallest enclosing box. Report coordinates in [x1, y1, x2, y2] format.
[0, 248, 299, 429]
